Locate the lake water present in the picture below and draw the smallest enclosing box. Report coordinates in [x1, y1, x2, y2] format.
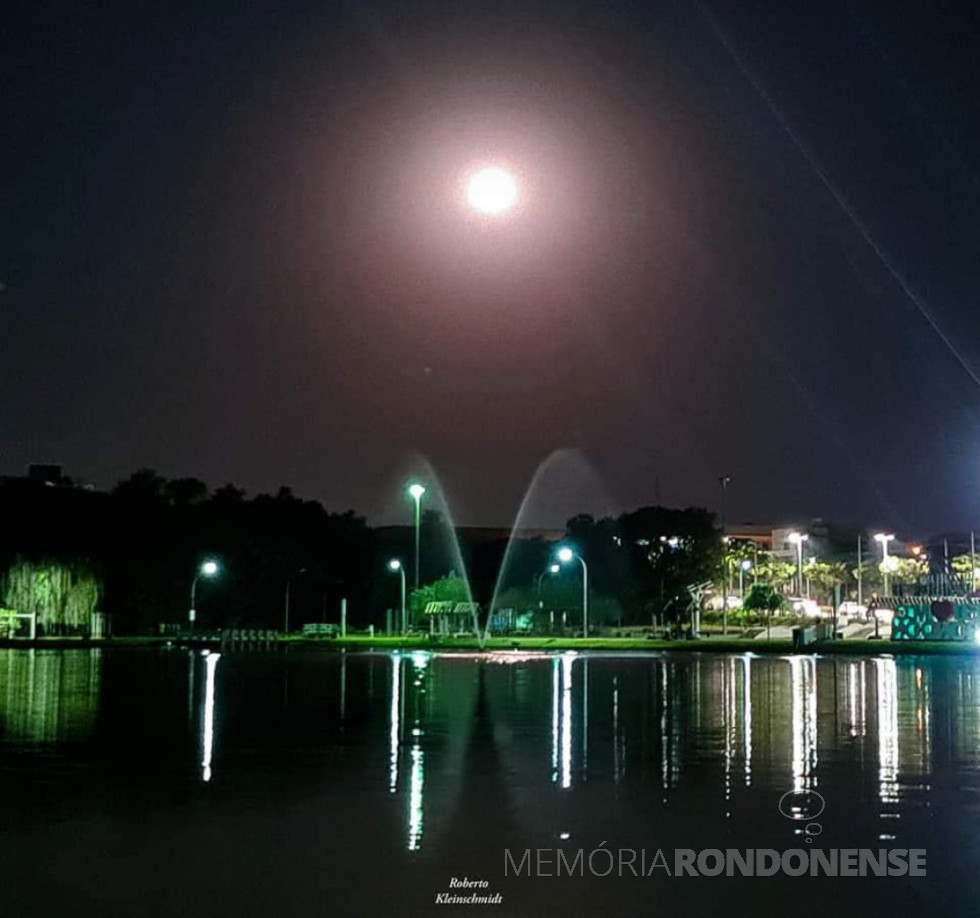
[2, 647, 979, 916]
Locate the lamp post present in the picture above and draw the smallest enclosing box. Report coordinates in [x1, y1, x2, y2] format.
[537, 564, 560, 596]
[806, 556, 816, 600]
[857, 534, 864, 607]
[719, 475, 731, 636]
[556, 547, 588, 638]
[388, 559, 407, 635]
[788, 532, 808, 596]
[739, 559, 752, 598]
[189, 559, 219, 631]
[408, 483, 426, 592]
[874, 533, 896, 597]
[284, 568, 308, 634]
[972, 531, 977, 594]
[537, 564, 560, 632]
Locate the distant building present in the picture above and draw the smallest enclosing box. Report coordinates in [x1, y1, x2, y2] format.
[723, 523, 773, 550]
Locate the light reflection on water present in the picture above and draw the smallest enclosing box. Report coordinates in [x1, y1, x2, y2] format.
[4, 648, 980, 914]
[200, 651, 220, 783]
[1, 648, 101, 742]
[1, 650, 972, 809]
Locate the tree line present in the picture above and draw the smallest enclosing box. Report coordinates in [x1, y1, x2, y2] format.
[3, 469, 974, 635]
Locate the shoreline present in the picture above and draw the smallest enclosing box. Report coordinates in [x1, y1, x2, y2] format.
[1, 634, 978, 657]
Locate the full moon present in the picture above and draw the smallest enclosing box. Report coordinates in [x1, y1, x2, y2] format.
[466, 167, 518, 215]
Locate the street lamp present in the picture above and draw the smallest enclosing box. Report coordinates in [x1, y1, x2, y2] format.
[719, 476, 731, 635]
[388, 559, 407, 635]
[739, 559, 752, 598]
[189, 559, 220, 631]
[556, 546, 588, 638]
[806, 556, 817, 600]
[407, 483, 426, 592]
[284, 568, 308, 634]
[788, 532, 809, 596]
[874, 533, 896, 596]
[536, 564, 561, 633]
[537, 564, 561, 594]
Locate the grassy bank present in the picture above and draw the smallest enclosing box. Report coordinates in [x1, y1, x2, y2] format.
[2, 634, 978, 657]
[318, 634, 978, 656]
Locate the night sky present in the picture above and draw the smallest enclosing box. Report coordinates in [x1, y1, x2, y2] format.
[3, 0, 979, 534]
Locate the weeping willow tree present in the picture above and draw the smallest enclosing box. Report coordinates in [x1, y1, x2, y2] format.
[1, 558, 102, 634]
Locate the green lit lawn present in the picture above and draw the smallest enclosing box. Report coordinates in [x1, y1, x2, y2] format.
[6, 634, 978, 657]
[311, 634, 980, 656]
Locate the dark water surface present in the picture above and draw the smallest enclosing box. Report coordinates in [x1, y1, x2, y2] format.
[2, 648, 979, 917]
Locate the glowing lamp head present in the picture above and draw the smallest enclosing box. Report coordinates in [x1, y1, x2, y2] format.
[408, 483, 426, 501]
[388, 559, 402, 572]
[466, 167, 518, 215]
[549, 564, 561, 574]
[557, 547, 574, 564]
[200, 560, 219, 577]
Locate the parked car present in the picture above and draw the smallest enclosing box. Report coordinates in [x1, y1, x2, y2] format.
[838, 601, 867, 620]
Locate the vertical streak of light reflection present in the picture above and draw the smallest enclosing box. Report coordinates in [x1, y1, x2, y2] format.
[876, 658, 899, 804]
[389, 654, 402, 793]
[914, 666, 931, 776]
[790, 657, 818, 792]
[406, 653, 428, 852]
[725, 658, 735, 808]
[582, 657, 589, 780]
[340, 651, 347, 722]
[201, 652, 220, 782]
[561, 653, 574, 789]
[613, 676, 621, 785]
[551, 656, 559, 783]
[743, 656, 752, 787]
[660, 662, 669, 789]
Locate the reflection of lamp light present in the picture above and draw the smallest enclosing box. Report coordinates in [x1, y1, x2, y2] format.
[561, 653, 574, 789]
[389, 654, 402, 793]
[407, 653, 427, 851]
[201, 651, 221, 782]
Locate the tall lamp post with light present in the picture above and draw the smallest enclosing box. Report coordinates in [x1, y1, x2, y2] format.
[787, 532, 809, 596]
[388, 559, 407, 635]
[537, 564, 560, 595]
[407, 483, 426, 592]
[717, 476, 732, 635]
[739, 559, 752, 598]
[874, 533, 896, 597]
[537, 563, 561, 632]
[556, 547, 588, 638]
[189, 559, 220, 631]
